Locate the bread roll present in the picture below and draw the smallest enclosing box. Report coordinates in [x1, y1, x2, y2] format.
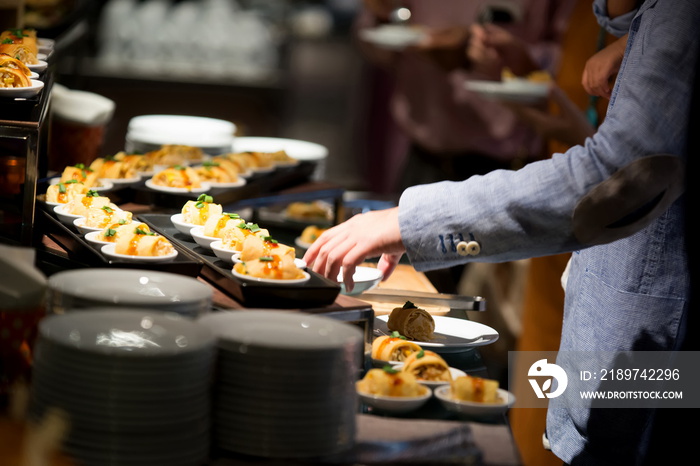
[401, 350, 452, 382]
[356, 368, 425, 397]
[451, 375, 500, 403]
[387, 301, 435, 341]
[370, 335, 422, 362]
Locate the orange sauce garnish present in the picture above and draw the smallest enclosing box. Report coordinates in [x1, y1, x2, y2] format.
[98, 209, 116, 228]
[81, 196, 94, 210]
[214, 216, 230, 237]
[57, 191, 67, 203]
[126, 233, 143, 255]
[199, 203, 210, 224]
[260, 256, 283, 279]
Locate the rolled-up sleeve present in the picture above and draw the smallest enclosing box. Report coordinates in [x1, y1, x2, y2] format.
[593, 0, 639, 37]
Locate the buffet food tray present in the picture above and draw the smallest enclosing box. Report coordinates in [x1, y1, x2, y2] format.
[36, 206, 203, 277]
[138, 214, 341, 309]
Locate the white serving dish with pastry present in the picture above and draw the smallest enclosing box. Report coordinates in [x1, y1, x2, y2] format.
[356, 367, 431, 413]
[434, 384, 515, 416]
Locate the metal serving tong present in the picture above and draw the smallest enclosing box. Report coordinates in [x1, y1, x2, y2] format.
[357, 288, 486, 312]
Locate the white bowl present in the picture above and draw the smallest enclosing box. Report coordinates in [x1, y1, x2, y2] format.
[46, 269, 212, 317]
[99, 176, 140, 186]
[434, 385, 515, 417]
[338, 266, 383, 296]
[126, 115, 236, 153]
[210, 240, 240, 264]
[53, 204, 84, 227]
[356, 382, 431, 413]
[145, 178, 211, 194]
[230, 252, 307, 270]
[101, 243, 178, 263]
[231, 267, 311, 286]
[83, 230, 111, 246]
[170, 213, 198, 236]
[73, 217, 106, 235]
[190, 226, 219, 250]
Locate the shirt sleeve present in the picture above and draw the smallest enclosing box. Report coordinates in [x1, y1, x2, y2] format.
[593, 0, 638, 37]
[398, 0, 698, 271]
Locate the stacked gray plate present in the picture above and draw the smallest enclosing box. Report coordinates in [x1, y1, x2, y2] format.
[28, 309, 216, 466]
[198, 310, 363, 459]
[46, 269, 213, 318]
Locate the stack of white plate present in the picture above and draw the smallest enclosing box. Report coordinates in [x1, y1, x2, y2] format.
[198, 310, 363, 459]
[28, 309, 216, 466]
[46, 269, 213, 319]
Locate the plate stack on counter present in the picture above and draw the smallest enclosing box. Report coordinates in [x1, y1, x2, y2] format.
[27, 309, 216, 466]
[198, 310, 364, 459]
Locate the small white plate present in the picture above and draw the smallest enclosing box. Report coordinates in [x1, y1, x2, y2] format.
[145, 178, 210, 194]
[375, 315, 499, 350]
[170, 213, 198, 236]
[99, 176, 141, 186]
[0, 79, 44, 98]
[48, 177, 113, 192]
[358, 24, 427, 51]
[231, 267, 310, 285]
[101, 243, 178, 263]
[434, 386, 515, 417]
[338, 266, 383, 296]
[73, 217, 104, 236]
[29, 71, 39, 79]
[356, 382, 431, 413]
[208, 177, 247, 188]
[84, 230, 111, 246]
[231, 253, 307, 269]
[465, 79, 549, 104]
[190, 226, 219, 250]
[232, 137, 328, 162]
[53, 204, 84, 226]
[27, 60, 48, 72]
[210, 240, 240, 264]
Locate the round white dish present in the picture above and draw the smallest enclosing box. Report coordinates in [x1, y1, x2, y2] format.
[356, 382, 431, 413]
[231, 267, 310, 285]
[48, 177, 113, 192]
[73, 217, 105, 235]
[207, 177, 247, 188]
[190, 226, 219, 250]
[338, 266, 383, 296]
[375, 315, 499, 350]
[231, 253, 307, 270]
[101, 243, 178, 263]
[27, 60, 48, 72]
[170, 213, 198, 236]
[465, 79, 549, 104]
[98, 176, 141, 186]
[434, 385, 515, 416]
[209, 240, 240, 264]
[232, 137, 328, 162]
[126, 114, 236, 151]
[53, 204, 84, 226]
[0, 79, 44, 98]
[145, 178, 210, 194]
[83, 230, 111, 245]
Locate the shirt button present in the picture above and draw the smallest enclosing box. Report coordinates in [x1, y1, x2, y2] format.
[457, 240, 480, 256]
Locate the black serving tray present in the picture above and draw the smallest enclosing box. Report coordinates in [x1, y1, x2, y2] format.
[36, 206, 203, 277]
[138, 213, 341, 309]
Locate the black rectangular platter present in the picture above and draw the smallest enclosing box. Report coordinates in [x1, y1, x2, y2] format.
[36, 206, 203, 277]
[138, 213, 341, 309]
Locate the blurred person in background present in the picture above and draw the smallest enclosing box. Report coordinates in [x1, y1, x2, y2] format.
[308, 1, 697, 463]
[354, 0, 578, 293]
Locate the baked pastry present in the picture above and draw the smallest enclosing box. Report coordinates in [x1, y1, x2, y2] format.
[150, 165, 202, 190]
[233, 254, 305, 281]
[90, 154, 138, 179]
[202, 212, 246, 238]
[0, 66, 30, 87]
[451, 375, 500, 403]
[0, 53, 32, 77]
[194, 160, 239, 183]
[63, 191, 118, 217]
[0, 28, 39, 64]
[285, 201, 332, 221]
[387, 301, 435, 341]
[401, 350, 452, 382]
[370, 335, 422, 362]
[219, 221, 270, 250]
[239, 234, 295, 262]
[299, 225, 327, 244]
[356, 367, 426, 397]
[115, 225, 174, 257]
[181, 194, 223, 225]
[145, 144, 204, 167]
[58, 163, 99, 188]
[98, 221, 148, 243]
[225, 152, 258, 172]
[84, 205, 132, 229]
[45, 180, 87, 204]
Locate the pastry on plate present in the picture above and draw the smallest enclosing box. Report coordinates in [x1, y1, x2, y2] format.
[150, 165, 202, 190]
[83, 205, 132, 229]
[299, 225, 327, 244]
[63, 190, 118, 217]
[356, 367, 427, 397]
[0, 66, 30, 87]
[115, 225, 175, 257]
[451, 375, 500, 403]
[145, 144, 204, 167]
[97, 221, 147, 243]
[202, 212, 246, 239]
[194, 160, 239, 184]
[401, 349, 452, 382]
[233, 253, 305, 281]
[218, 221, 269, 250]
[239, 234, 295, 262]
[45, 180, 87, 204]
[285, 201, 332, 221]
[58, 163, 100, 188]
[0, 53, 32, 77]
[181, 194, 223, 226]
[371, 335, 422, 362]
[387, 301, 435, 341]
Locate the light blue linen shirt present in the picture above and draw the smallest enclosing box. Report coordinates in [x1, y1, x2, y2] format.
[398, 0, 698, 464]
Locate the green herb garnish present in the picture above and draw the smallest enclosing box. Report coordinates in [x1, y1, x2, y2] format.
[259, 256, 274, 262]
[135, 227, 155, 236]
[58, 183, 67, 194]
[390, 331, 407, 340]
[1, 38, 13, 44]
[262, 236, 278, 244]
[416, 350, 425, 359]
[85, 190, 99, 197]
[239, 222, 261, 232]
[101, 206, 114, 213]
[382, 365, 399, 374]
[104, 228, 117, 237]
